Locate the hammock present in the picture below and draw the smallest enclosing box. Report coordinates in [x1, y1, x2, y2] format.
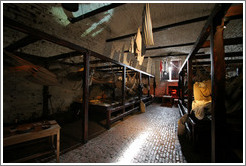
[142, 3, 154, 55]
[4, 50, 58, 86]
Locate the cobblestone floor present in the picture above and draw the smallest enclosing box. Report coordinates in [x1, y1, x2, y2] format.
[43, 103, 186, 163]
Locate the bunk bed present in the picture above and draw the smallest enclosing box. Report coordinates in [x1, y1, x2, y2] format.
[3, 16, 155, 143]
[177, 4, 243, 162]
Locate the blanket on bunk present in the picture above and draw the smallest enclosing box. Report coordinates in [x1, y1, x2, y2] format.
[191, 100, 211, 120]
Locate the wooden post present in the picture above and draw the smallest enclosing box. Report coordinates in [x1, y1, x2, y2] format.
[153, 77, 156, 97]
[187, 59, 193, 114]
[178, 74, 181, 99]
[122, 66, 126, 114]
[210, 20, 226, 163]
[148, 76, 150, 97]
[42, 63, 49, 119]
[139, 73, 142, 111]
[181, 71, 184, 104]
[42, 86, 49, 119]
[82, 53, 89, 143]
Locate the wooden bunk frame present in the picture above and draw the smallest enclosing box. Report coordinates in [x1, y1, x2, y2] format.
[3, 17, 155, 143]
[177, 4, 243, 162]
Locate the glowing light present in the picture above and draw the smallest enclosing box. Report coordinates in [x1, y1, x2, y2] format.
[91, 28, 104, 37]
[50, 7, 70, 26]
[81, 10, 113, 37]
[117, 132, 148, 163]
[169, 66, 172, 81]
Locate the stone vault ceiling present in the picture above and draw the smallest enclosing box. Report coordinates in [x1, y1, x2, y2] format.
[3, 2, 242, 68]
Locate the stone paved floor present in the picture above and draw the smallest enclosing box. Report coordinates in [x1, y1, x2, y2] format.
[42, 103, 186, 163]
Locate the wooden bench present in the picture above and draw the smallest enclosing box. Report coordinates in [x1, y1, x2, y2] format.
[89, 96, 153, 129]
[3, 120, 60, 163]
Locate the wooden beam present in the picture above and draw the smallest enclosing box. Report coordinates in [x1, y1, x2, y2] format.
[42, 63, 49, 119]
[106, 15, 209, 42]
[94, 64, 119, 69]
[48, 51, 82, 61]
[195, 52, 242, 60]
[69, 3, 126, 23]
[58, 60, 107, 66]
[122, 66, 126, 114]
[82, 52, 89, 143]
[148, 76, 150, 96]
[4, 16, 154, 78]
[5, 35, 39, 51]
[144, 52, 205, 59]
[210, 18, 226, 163]
[139, 72, 142, 100]
[9, 51, 47, 65]
[141, 36, 242, 54]
[146, 42, 194, 51]
[201, 37, 242, 48]
[187, 58, 192, 114]
[42, 85, 49, 119]
[153, 78, 156, 97]
[179, 4, 231, 74]
[192, 59, 242, 66]
[181, 71, 184, 104]
[225, 4, 243, 17]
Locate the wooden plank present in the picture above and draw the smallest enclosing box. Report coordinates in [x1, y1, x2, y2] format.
[82, 52, 89, 143]
[42, 85, 49, 119]
[42, 62, 49, 119]
[195, 52, 243, 60]
[139, 73, 142, 100]
[211, 19, 227, 163]
[106, 15, 209, 42]
[179, 4, 231, 74]
[148, 76, 150, 96]
[110, 106, 140, 124]
[141, 37, 242, 53]
[153, 77, 156, 97]
[181, 71, 185, 104]
[48, 51, 82, 61]
[7, 51, 47, 65]
[225, 4, 243, 17]
[5, 35, 39, 51]
[201, 37, 242, 48]
[146, 42, 194, 51]
[122, 66, 126, 114]
[144, 52, 205, 59]
[192, 59, 242, 66]
[69, 3, 126, 23]
[187, 58, 192, 114]
[3, 124, 60, 147]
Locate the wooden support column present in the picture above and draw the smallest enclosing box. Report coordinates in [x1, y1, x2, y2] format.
[178, 74, 181, 99]
[139, 73, 142, 100]
[148, 76, 150, 97]
[42, 63, 49, 119]
[42, 86, 49, 119]
[187, 59, 193, 114]
[210, 20, 226, 163]
[82, 53, 89, 143]
[153, 78, 156, 97]
[139, 73, 142, 111]
[122, 66, 126, 114]
[181, 71, 184, 104]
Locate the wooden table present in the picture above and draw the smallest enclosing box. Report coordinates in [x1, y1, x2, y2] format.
[3, 120, 61, 162]
[162, 95, 173, 107]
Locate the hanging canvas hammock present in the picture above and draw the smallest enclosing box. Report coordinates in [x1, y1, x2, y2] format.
[142, 3, 154, 55]
[4, 50, 59, 86]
